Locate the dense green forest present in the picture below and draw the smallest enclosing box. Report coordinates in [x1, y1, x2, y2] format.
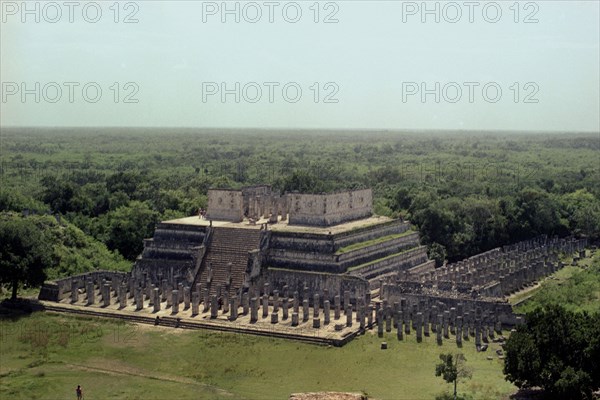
[1, 128, 598, 271]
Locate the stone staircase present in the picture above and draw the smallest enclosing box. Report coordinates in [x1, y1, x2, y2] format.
[197, 227, 263, 297]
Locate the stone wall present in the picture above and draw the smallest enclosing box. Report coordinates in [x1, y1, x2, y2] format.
[39, 270, 130, 301]
[207, 189, 244, 222]
[288, 189, 372, 227]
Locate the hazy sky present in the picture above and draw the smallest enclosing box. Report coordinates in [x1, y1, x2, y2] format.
[1, 0, 599, 131]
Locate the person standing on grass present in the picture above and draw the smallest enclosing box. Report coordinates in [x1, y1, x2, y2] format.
[76, 385, 83, 400]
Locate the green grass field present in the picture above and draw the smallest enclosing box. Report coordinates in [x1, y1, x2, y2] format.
[0, 311, 515, 400]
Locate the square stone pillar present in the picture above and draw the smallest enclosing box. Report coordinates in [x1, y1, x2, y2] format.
[273, 290, 279, 313]
[385, 307, 392, 332]
[242, 292, 249, 315]
[302, 299, 310, 322]
[456, 316, 463, 345]
[397, 311, 403, 340]
[223, 293, 230, 314]
[102, 284, 111, 307]
[346, 306, 352, 327]
[282, 298, 289, 320]
[171, 290, 179, 314]
[184, 287, 191, 309]
[334, 295, 341, 320]
[86, 281, 95, 305]
[71, 280, 79, 303]
[262, 294, 269, 318]
[210, 295, 218, 319]
[166, 287, 173, 308]
[293, 291, 299, 314]
[443, 310, 450, 339]
[119, 284, 127, 309]
[191, 291, 199, 315]
[323, 300, 330, 325]
[250, 297, 258, 323]
[153, 288, 161, 312]
[313, 294, 320, 318]
[416, 312, 423, 342]
[437, 314, 443, 345]
[230, 297, 238, 321]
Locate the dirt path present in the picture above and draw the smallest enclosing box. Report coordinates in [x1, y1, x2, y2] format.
[62, 361, 234, 397]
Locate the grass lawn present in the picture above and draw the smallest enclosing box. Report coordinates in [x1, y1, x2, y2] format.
[0, 311, 515, 400]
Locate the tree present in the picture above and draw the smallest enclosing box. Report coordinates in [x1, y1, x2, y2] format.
[101, 201, 159, 260]
[435, 353, 472, 400]
[503, 305, 600, 399]
[428, 242, 447, 268]
[0, 215, 53, 299]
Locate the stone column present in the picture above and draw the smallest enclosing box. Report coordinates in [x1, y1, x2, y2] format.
[456, 316, 463, 346]
[242, 292, 250, 315]
[102, 283, 111, 307]
[230, 297, 238, 321]
[313, 317, 320, 329]
[262, 294, 269, 318]
[377, 308, 383, 337]
[443, 310, 450, 339]
[71, 280, 79, 303]
[148, 285, 154, 306]
[291, 312, 299, 327]
[385, 307, 392, 332]
[343, 291, 350, 313]
[166, 287, 173, 308]
[202, 289, 209, 312]
[184, 287, 191, 309]
[191, 291, 200, 315]
[302, 299, 310, 322]
[153, 287, 160, 312]
[324, 300, 330, 325]
[313, 294, 320, 318]
[161, 279, 168, 302]
[177, 283, 184, 304]
[293, 291, 299, 314]
[397, 311, 403, 340]
[250, 297, 258, 323]
[436, 314, 443, 345]
[450, 307, 456, 334]
[210, 295, 218, 319]
[271, 311, 278, 324]
[367, 306, 374, 327]
[346, 305, 353, 327]
[273, 290, 279, 313]
[223, 292, 230, 314]
[119, 284, 127, 308]
[475, 320, 482, 348]
[135, 287, 143, 311]
[172, 290, 179, 314]
[334, 295, 341, 320]
[128, 276, 135, 299]
[416, 312, 423, 342]
[282, 297, 289, 320]
[86, 281, 95, 305]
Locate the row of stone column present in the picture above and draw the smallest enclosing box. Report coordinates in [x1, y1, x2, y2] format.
[375, 298, 501, 346]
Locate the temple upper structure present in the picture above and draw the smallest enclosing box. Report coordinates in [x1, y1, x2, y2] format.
[206, 185, 373, 227]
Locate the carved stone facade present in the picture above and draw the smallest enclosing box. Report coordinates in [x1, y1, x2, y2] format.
[287, 189, 373, 227]
[206, 189, 244, 222]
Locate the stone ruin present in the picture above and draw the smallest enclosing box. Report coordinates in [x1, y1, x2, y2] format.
[38, 185, 590, 347]
[206, 185, 373, 226]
